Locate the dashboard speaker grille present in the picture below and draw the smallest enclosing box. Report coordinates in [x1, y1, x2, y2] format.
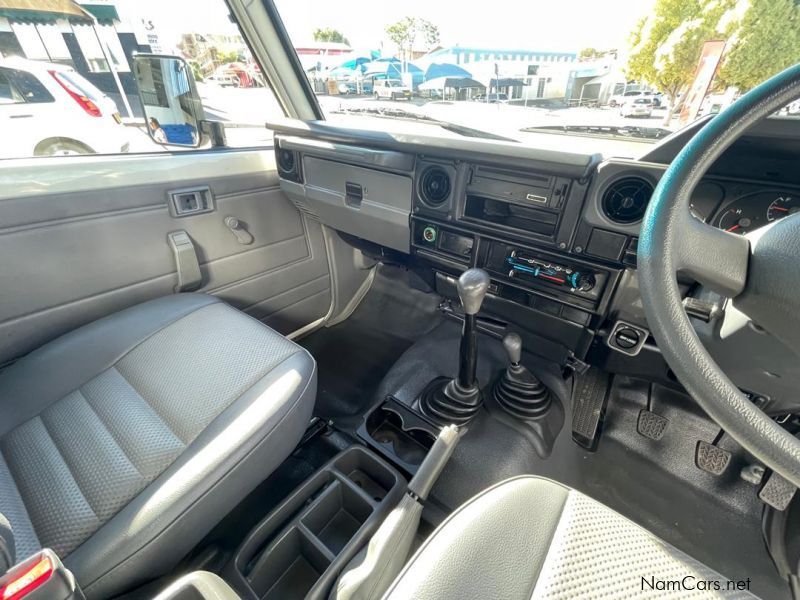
[601, 177, 653, 224]
[276, 148, 301, 182]
[419, 166, 452, 207]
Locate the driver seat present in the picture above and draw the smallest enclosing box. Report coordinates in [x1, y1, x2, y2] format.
[384, 477, 755, 599]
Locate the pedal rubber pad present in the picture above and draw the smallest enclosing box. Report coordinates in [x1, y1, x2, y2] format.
[571, 368, 611, 451]
[695, 441, 731, 475]
[759, 472, 797, 511]
[637, 410, 669, 440]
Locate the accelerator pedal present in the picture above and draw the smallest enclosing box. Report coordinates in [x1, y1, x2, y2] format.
[571, 367, 611, 451]
[759, 471, 797, 511]
[695, 440, 731, 475]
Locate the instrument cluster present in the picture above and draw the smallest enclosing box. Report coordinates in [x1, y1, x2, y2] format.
[712, 191, 800, 235]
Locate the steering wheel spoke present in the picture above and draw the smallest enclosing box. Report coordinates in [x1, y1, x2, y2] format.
[674, 210, 750, 298]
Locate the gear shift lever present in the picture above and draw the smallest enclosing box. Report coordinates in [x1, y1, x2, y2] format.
[420, 268, 490, 425]
[493, 332, 552, 420]
[455, 269, 490, 389]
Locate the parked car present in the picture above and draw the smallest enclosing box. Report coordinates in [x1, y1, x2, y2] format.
[0, 57, 129, 157]
[373, 79, 411, 100]
[338, 80, 373, 95]
[608, 89, 661, 108]
[620, 97, 654, 118]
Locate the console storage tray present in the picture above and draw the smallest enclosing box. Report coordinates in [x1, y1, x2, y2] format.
[226, 446, 405, 600]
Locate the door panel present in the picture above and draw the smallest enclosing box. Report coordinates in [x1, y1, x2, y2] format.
[0, 150, 332, 365]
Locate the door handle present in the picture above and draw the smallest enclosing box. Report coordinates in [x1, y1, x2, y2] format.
[224, 216, 253, 245]
[10, 114, 33, 119]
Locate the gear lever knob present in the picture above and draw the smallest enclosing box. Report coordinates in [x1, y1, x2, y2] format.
[457, 269, 490, 316]
[503, 332, 522, 365]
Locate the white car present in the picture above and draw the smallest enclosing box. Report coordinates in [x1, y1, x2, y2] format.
[0, 57, 130, 158]
[373, 79, 412, 101]
[620, 97, 654, 118]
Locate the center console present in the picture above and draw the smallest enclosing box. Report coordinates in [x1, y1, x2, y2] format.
[411, 160, 622, 362]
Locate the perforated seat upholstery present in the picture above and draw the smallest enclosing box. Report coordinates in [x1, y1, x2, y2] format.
[386, 477, 756, 599]
[0, 293, 316, 598]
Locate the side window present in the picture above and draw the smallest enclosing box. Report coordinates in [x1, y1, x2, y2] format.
[0, 67, 54, 104]
[0, 0, 282, 159]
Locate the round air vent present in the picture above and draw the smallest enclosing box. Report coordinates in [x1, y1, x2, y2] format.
[419, 166, 452, 207]
[601, 177, 654, 224]
[277, 149, 296, 175]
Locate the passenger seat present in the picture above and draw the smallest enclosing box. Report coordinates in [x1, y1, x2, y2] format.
[0, 293, 316, 598]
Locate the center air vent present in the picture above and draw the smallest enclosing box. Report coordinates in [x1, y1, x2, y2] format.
[601, 177, 654, 224]
[419, 166, 452, 207]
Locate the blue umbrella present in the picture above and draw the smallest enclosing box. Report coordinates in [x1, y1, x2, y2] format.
[424, 63, 471, 80]
[337, 56, 373, 72]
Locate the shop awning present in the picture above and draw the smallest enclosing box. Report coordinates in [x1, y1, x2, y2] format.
[79, 3, 118, 22]
[0, 0, 92, 23]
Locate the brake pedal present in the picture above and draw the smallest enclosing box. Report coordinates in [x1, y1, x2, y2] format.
[571, 368, 611, 451]
[759, 471, 797, 511]
[695, 440, 731, 475]
[637, 409, 669, 440]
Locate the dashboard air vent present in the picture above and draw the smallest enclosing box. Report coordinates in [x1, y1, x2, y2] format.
[601, 177, 653, 224]
[419, 166, 452, 207]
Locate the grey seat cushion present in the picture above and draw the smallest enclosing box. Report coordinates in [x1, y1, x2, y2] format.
[0, 293, 316, 598]
[385, 476, 755, 599]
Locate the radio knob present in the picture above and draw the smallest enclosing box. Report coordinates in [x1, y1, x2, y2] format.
[570, 272, 596, 292]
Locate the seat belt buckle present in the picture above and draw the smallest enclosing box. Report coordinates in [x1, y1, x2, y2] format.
[0, 549, 84, 600]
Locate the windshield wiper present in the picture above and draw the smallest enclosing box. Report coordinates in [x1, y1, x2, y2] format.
[330, 106, 519, 143]
[521, 124, 671, 141]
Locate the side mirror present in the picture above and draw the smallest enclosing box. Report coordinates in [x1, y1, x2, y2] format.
[132, 54, 206, 148]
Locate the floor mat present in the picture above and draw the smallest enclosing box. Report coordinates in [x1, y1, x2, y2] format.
[299, 264, 443, 423]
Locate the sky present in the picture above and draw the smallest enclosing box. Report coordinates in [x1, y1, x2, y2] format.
[122, 0, 658, 56]
[273, 0, 658, 53]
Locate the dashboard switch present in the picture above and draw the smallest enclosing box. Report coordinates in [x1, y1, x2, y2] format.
[422, 225, 437, 243]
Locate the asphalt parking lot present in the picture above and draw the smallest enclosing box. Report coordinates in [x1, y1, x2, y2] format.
[124, 84, 674, 155]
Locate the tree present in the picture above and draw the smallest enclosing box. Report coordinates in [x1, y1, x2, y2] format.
[313, 28, 350, 46]
[717, 0, 800, 91]
[385, 17, 441, 61]
[627, 0, 732, 124]
[420, 20, 441, 50]
[579, 48, 603, 60]
[386, 17, 417, 62]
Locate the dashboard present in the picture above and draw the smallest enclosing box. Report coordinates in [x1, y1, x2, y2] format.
[270, 115, 800, 414]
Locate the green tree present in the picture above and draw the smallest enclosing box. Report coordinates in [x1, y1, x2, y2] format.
[579, 47, 602, 60]
[386, 17, 441, 61]
[313, 28, 350, 46]
[386, 17, 417, 62]
[717, 0, 800, 91]
[420, 20, 441, 50]
[627, 0, 732, 123]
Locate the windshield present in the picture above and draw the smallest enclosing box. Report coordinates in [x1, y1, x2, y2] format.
[275, 0, 800, 157]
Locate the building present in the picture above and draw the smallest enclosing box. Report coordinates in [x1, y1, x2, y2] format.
[420, 46, 578, 100]
[0, 0, 151, 113]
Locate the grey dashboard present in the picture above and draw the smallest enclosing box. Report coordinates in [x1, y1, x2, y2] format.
[271, 116, 800, 413]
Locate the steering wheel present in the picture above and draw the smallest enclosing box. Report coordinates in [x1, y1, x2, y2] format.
[639, 63, 800, 487]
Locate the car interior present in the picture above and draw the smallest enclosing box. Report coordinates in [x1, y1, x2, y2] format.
[1, 2, 800, 600]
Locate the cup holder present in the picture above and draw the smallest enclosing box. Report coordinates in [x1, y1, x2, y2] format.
[361, 400, 438, 472]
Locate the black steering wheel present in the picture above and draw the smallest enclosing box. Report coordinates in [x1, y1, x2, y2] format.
[639, 63, 800, 487]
